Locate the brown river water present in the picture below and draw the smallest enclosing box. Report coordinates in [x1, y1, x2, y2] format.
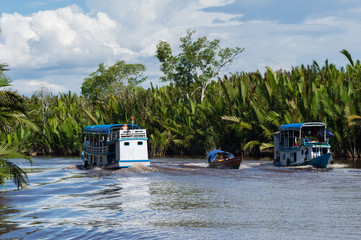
[1, 157, 361, 239]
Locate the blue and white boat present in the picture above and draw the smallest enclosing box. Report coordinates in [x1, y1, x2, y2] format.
[82, 123, 149, 169]
[273, 122, 333, 168]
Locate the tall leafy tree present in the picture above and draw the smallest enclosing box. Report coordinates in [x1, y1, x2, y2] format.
[155, 29, 244, 102]
[81, 60, 147, 102]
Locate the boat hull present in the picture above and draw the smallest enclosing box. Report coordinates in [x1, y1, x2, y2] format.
[209, 156, 243, 169]
[273, 153, 331, 168]
[302, 153, 331, 168]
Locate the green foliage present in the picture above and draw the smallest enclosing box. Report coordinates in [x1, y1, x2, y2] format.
[0, 144, 32, 189]
[81, 61, 147, 102]
[155, 29, 244, 102]
[2, 50, 361, 160]
[0, 64, 34, 189]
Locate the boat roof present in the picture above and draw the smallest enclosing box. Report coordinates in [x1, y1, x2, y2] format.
[279, 122, 334, 137]
[207, 150, 235, 162]
[279, 122, 326, 131]
[85, 124, 140, 134]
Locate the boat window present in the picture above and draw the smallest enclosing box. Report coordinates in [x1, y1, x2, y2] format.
[285, 131, 289, 148]
[124, 142, 130, 146]
[322, 148, 328, 154]
[294, 130, 300, 138]
[109, 143, 115, 152]
[137, 141, 143, 145]
[301, 149, 304, 155]
[313, 147, 316, 152]
[289, 135, 294, 147]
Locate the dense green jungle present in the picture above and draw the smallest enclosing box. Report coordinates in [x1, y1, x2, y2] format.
[1, 31, 361, 190]
[2, 54, 361, 160]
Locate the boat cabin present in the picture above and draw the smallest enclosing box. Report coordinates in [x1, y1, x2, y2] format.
[273, 122, 332, 167]
[82, 124, 149, 168]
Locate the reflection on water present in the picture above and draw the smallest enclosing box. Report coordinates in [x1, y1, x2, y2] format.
[0, 157, 361, 239]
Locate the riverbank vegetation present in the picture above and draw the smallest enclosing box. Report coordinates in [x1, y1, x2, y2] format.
[1, 32, 361, 162]
[0, 64, 35, 188]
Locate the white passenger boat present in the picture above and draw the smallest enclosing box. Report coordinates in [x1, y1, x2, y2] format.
[273, 122, 333, 168]
[82, 123, 149, 169]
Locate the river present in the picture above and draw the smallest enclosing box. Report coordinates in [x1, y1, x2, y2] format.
[1, 157, 361, 240]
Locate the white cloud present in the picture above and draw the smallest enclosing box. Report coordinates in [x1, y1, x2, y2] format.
[217, 12, 361, 74]
[11, 79, 67, 94]
[0, 0, 244, 95]
[1, 0, 361, 96]
[85, 0, 242, 51]
[0, 4, 122, 68]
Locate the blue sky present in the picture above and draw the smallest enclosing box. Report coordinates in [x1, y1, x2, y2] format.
[2, 0, 89, 14]
[1, 0, 361, 95]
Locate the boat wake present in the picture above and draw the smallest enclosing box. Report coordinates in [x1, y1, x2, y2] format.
[182, 162, 209, 168]
[126, 163, 159, 172]
[329, 163, 349, 168]
[240, 162, 267, 168]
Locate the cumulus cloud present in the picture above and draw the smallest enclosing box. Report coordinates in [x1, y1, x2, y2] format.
[85, 0, 242, 55]
[0, 4, 123, 68]
[11, 79, 67, 94]
[0, 0, 243, 95]
[1, 0, 361, 95]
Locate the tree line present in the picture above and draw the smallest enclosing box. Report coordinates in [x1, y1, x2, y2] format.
[1, 31, 361, 188]
[2, 51, 361, 159]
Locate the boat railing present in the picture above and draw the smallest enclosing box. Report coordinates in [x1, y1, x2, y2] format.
[108, 129, 147, 141]
[300, 138, 329, 146]
[84, 143, 109, 154]
[279, 146, 299, 152]
[108, 131, 120, 141]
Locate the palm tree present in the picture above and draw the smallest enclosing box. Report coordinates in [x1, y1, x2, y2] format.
[0, 64, 33, 189]
[0, 145, 32, 188]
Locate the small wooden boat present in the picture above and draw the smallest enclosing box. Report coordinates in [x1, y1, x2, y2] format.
[207, 150, 243, 169]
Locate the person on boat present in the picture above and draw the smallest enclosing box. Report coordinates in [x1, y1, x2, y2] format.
[122, 123, 128, 130]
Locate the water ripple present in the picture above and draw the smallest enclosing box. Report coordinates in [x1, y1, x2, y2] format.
[1, 157, 361, 239]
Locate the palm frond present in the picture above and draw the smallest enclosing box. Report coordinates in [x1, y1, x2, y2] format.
[340, 49, 354, 66]
[0, 144, 32, 189]
[239, 121, 253, 130]
[348, 115, 361, 126]
[221, 115, 239, 123]
[243, 140, 260, 151]
[260, 142, 274, 151]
